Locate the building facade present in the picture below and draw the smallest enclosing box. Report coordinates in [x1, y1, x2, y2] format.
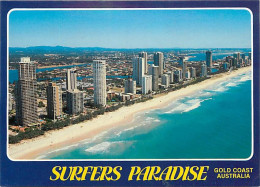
[201, 63, 207, 77]
[47, 82, 62, 120]
[142, 75, 152, 94]
[93, 60, 107, 106]
[154, 52, 164, 76]
[133, 57, 145, 86]
[15, 57, 38, 126]
[66, 68, 77, 91]
[67, 89, 84, 115]
[206, 51, 212, 68]
[139, 52, 148, 74]
[161, 74, 170, 87]
[124, 79, 136, 94]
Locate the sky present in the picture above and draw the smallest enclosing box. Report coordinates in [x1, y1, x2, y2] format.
[9, 9, 252, 48]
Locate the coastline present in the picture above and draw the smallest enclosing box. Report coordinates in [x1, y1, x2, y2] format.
[8, 66, 251, 160]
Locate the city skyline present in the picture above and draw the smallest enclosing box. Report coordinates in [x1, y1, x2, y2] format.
[9, 9, 251, 48]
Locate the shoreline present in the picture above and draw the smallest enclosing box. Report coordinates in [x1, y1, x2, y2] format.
[8, 66, 251, 160]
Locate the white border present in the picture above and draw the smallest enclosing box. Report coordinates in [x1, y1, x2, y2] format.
[7, 8, 254, 161]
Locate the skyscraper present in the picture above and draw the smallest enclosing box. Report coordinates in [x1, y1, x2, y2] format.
[190, 67, 196, 78]
[142, 75, 152, 94]
[201, 63, 207, 77]
[182, 60, 187, 80]
[66, 68, 77, 91]
[161, 74, 170, 87]
[47, 82, 62, 120]
[150, 65, 159, 91]
[67, 89, 84, 115]
[133, 57, 145, 86]
[125, 79, 136, 94]
[93, 60, 107, 106]
[15, 57, 38, 126]
[154, 52, 164, 76]
[167, 71, 174, 83]
[233, 52, 240, 68]
[139, 52, 148, 74]
[206, 51, 212, 67]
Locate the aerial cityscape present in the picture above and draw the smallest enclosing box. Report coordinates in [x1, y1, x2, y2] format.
[8, 9, 252, 159]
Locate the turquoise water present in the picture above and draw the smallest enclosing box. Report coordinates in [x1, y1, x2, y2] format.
[40, 70, 252, 160]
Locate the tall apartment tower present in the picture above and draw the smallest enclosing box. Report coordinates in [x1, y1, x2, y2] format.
[125, 79, 136, 94]
[133, 57, 145, 86]
[233, 52, 240, 67]
[206, 51, 212, 67]
[182, 60, 187, 80]
[161, 74, 170, 87]
[154, 52, 164, 76]
[66, 68, 77, 90]
[67, 89, 84, 115]
[142, 75, 152, 94]
[139, 52, 148, 74]
[47, 82, 62, 120]
[15, 57, 38, 126]
[150, 65, 159, 91]
[93, 60, 107, 106]
[201, 63, 207, 77]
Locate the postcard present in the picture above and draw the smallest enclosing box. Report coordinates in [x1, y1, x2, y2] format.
[1, 0, 259, 186]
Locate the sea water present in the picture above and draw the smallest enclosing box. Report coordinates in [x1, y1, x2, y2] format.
[41, 70, 252, 160]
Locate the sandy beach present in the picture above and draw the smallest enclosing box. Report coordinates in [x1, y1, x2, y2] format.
[8, 66, 251, 160]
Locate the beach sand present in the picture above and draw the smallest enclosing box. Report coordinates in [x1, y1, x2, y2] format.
[8, 66, 251, 160]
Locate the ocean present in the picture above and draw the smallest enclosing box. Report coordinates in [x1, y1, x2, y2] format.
[39, 70, 252, 160]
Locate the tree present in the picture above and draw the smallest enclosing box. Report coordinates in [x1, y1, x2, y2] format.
[38, 101, 45, 107]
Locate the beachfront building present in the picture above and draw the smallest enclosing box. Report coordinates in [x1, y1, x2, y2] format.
[190, 67, 196, 78]
[93, 60, 107, 106]
[206, 50, 212, 68]
[161, 74, 170, 87]
[67, 89, 84, 115]
[15, 57, 38, 126]
[154, 52, 164, 76]
[174, 69, 181, 83]
[47, 82, 62, 120]
[66, 68, 77, 90]
[133, 57, 145, 86]
[124, 79, 136, 94]
[185, 70, 191, 80]
[149, 64, 159, 91]
[167, 71, 174, 83]
[142, 75, 152, 94]
[201, 63, 207, 77]
[233, 52, 240, 68]
[223, 62, 229, 70]
[139, 52, 148, 74]
[182, 59, 187, 80]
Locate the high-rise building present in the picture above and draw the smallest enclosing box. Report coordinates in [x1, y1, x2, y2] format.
[66, 68, 77, 90]
[9, 93, 13, 112]
[161, 74, 170, 87]
[67, 89, 84, 115]
[15, 57, 38, 126]
[179, 56, 185, 66]
[167, 71, 174, 83]
[174, 69, 182, 83]
[182, 60, 187, 80]
[154, 52, 164, 75]
[93, 60, 107, 106]
[206, 51, 212, 67]
[47, 82, 62, 120]
[201, 63, 207, 77]
[150, 65, 159, 91]
[139, 52, 148, 74]
[124, 79, 136, 94]
[185, 70, 191, 80]
[223, 62, 229, 70]
[142, 75, 152, 94]
[133, 57, 145, 86]
[190, 67, 196, 78]
[233, 52, 240, 68]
